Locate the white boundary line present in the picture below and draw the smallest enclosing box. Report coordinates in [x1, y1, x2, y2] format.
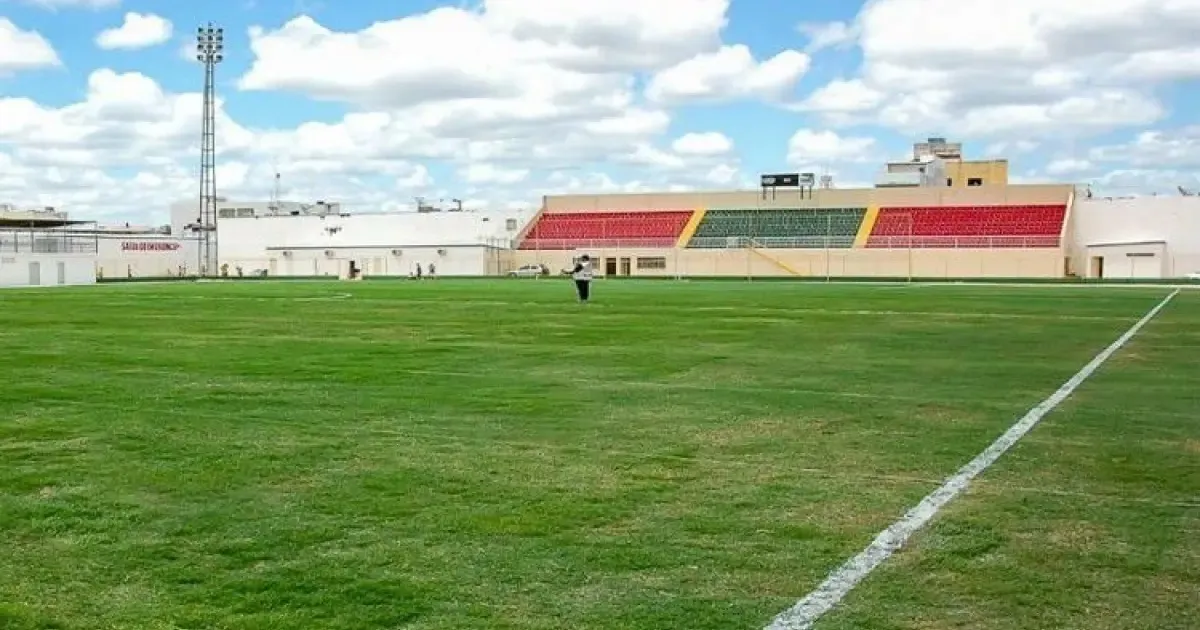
[764, 288, 1181, 630]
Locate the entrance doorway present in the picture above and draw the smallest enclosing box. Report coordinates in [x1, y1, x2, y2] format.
[605, 257, 617, 275]
[619, 257, 631, 276]
[1089, 256, 1104, 278]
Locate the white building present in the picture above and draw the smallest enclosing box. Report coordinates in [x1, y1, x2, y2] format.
[217, 208, 536, 277]
[876, 155, 948, 188]
[1069, 196, 1200, 279]
[169, 199, 345, 236]
[95, 234, 199, 279]
[0, 207, 97, 287]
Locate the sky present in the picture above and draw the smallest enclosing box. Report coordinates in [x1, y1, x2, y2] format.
[0, 0, 1198, 225]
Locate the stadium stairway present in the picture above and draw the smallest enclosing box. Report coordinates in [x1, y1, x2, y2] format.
[518, 210, 693, 249]
[686, 208, 867, 249]
[749, 246, 803, 275]
[865, 204, 1068, 248]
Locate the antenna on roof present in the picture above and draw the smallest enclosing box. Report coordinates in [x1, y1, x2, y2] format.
[269, 165, 281, 212]
[1178, 185, 1195, 196]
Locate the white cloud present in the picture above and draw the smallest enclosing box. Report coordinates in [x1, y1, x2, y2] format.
[797, 21, 856, 52]
[0, 68, 441, 218]
[1045, 158, 1093, 175]
[797, 0, 1198, 137]
[791, 78, 884, 126]
[984, 140, 1039, 156]
[645, 44, 810, 104]
[1087, 168, 1200, 196]
[239, 0, 733, 107]
[1108, 48, 1200, 82]
[704, 163, 739, 186]
[787, 129, 877, 165]
[623, 144, 686, 169]
[461, 163, 529, 185]
[1089, 126, 1200, 168]
[671, 132, 733, 156]
[9, 0, 1197, 223]
[23, 0, 119, 8]
[96, 13, 173, 50]
[0, 19, 60, 75]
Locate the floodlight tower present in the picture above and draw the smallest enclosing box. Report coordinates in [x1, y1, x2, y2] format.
[196, 23, 223, 275]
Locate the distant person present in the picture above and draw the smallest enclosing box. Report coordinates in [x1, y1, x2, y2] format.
[562, 254, 594, 303]
[415, 263, 423, 280]
[427, 262, 436, 279]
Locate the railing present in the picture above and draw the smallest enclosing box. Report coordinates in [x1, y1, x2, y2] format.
[514, 235, 1063, 250]
[688, 236, 856, 249]
[866, 235, 1061, 248]
[0, 230, 98, 254]
[519, 237, 680, 249]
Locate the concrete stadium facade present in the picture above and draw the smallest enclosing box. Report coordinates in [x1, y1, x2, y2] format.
[510, 185, 1200, 280]
[513, 184, 1076, 279]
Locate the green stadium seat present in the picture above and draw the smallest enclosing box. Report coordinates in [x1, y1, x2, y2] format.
[687, 208, 866, 248]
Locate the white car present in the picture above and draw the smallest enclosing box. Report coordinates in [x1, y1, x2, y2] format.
[509, 264, 549, 277]
[1186, 271, 1200, 280]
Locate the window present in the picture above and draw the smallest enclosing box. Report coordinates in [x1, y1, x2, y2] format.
[217, 208, 235, 218]
[967, 177, 983, 186]
[946, 178, 953, 186]
[636, 256, 667, 270]
[236, 207, 255, 217]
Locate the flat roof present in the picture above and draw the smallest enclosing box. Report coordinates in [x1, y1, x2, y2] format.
[1087, 240, 1167, 248]
[0, 215, 94, 228]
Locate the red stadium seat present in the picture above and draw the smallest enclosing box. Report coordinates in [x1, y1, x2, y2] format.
[519, 211, 693, 249]
[865, 204, 1066, 248]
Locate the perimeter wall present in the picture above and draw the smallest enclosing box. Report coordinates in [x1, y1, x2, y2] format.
[509, 247, 1064, 279]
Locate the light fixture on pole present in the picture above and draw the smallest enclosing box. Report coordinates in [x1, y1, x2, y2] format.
[196, 23, 223, 276]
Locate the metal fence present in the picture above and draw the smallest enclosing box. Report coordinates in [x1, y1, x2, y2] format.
[0, 230, 98, 254]
[512, 235, 1062, 252]
[864, 235, 1061, 249]
[519, 237, 680, 250]
[688, 236, 857, 249]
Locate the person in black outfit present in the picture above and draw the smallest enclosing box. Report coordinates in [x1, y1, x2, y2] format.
[562, 254, 594, 303]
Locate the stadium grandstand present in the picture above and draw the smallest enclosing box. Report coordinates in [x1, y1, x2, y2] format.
[509, 138, 1200, 280]
[512, 184, 1074, 279]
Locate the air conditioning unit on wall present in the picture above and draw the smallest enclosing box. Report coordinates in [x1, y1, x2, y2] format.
[437, 249, 447, 255]
[390, 249, 403, 256]
[324, 250, 335, 257]
[282, 250, 293, 257]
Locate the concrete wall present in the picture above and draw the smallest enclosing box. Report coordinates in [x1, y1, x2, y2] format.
[1070, 197, 1200, 278]
[216, 210, 532, 276]
[257, 245, 499, 278]
[96, 235, 198, 279]
[945, 159, 1009, 187]
[543, 184, 1071, 213]
[0, 254, 96, 287]
[511, 247, 1064, 279]
[1084, 242, 1167, 279]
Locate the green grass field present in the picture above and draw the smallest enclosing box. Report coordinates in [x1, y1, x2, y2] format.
[1, 280, 1196, 630]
